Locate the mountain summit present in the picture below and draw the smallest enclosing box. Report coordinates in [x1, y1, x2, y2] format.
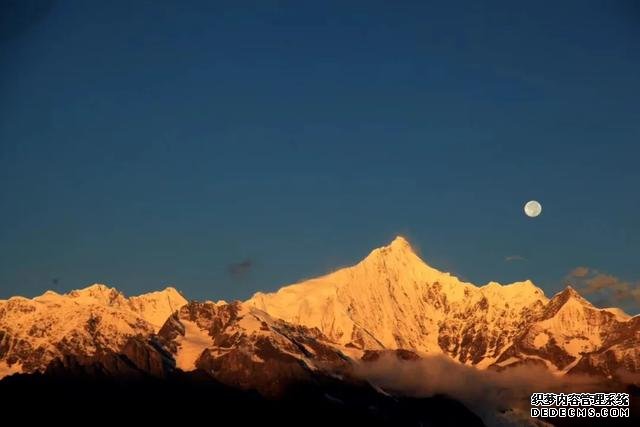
[367, 235, 415, 257]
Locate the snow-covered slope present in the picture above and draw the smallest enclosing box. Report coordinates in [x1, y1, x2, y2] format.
[0, 284, 187, 378]
[247, 236, 548, 366]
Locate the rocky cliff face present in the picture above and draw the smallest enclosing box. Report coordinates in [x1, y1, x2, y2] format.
[158, 300, 352, 395]
[568, 316, 640, 381]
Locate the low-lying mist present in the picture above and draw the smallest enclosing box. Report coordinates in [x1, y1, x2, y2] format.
[354, 354, 607, 426]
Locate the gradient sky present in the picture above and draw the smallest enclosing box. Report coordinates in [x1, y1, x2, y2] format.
[1, 1, 639, 310]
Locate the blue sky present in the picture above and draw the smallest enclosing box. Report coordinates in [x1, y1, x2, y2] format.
[1, 1, 639, 311]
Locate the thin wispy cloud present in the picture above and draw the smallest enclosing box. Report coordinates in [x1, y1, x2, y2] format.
[504, 255, 526, 262]
[227, 259, 254, 281]
[566, 267, 640, 310]
[569, 266, 590, 278]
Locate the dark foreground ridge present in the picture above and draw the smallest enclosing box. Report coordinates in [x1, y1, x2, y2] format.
[0, 357, 484, 426]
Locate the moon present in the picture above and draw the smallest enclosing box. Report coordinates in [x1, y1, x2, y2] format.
[524, 200, 542, 218]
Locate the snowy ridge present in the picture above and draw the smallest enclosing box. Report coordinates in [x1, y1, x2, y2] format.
[0, 284, 187, 378]
[495, 290, 640, 383]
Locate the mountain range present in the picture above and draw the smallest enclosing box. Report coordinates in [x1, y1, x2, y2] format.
[1, 236, 638, 425]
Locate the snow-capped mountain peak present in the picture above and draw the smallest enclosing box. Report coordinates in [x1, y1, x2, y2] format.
[555, 285, 589, 301]
[65, 283, 127, 306]
[356, 235, 467, 289]
[247, 236, 548, 364]
[541, 285, 593, 317]
[364, 235, 415, 259]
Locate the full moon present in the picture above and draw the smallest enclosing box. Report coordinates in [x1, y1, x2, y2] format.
[524, 200, 542, 217]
